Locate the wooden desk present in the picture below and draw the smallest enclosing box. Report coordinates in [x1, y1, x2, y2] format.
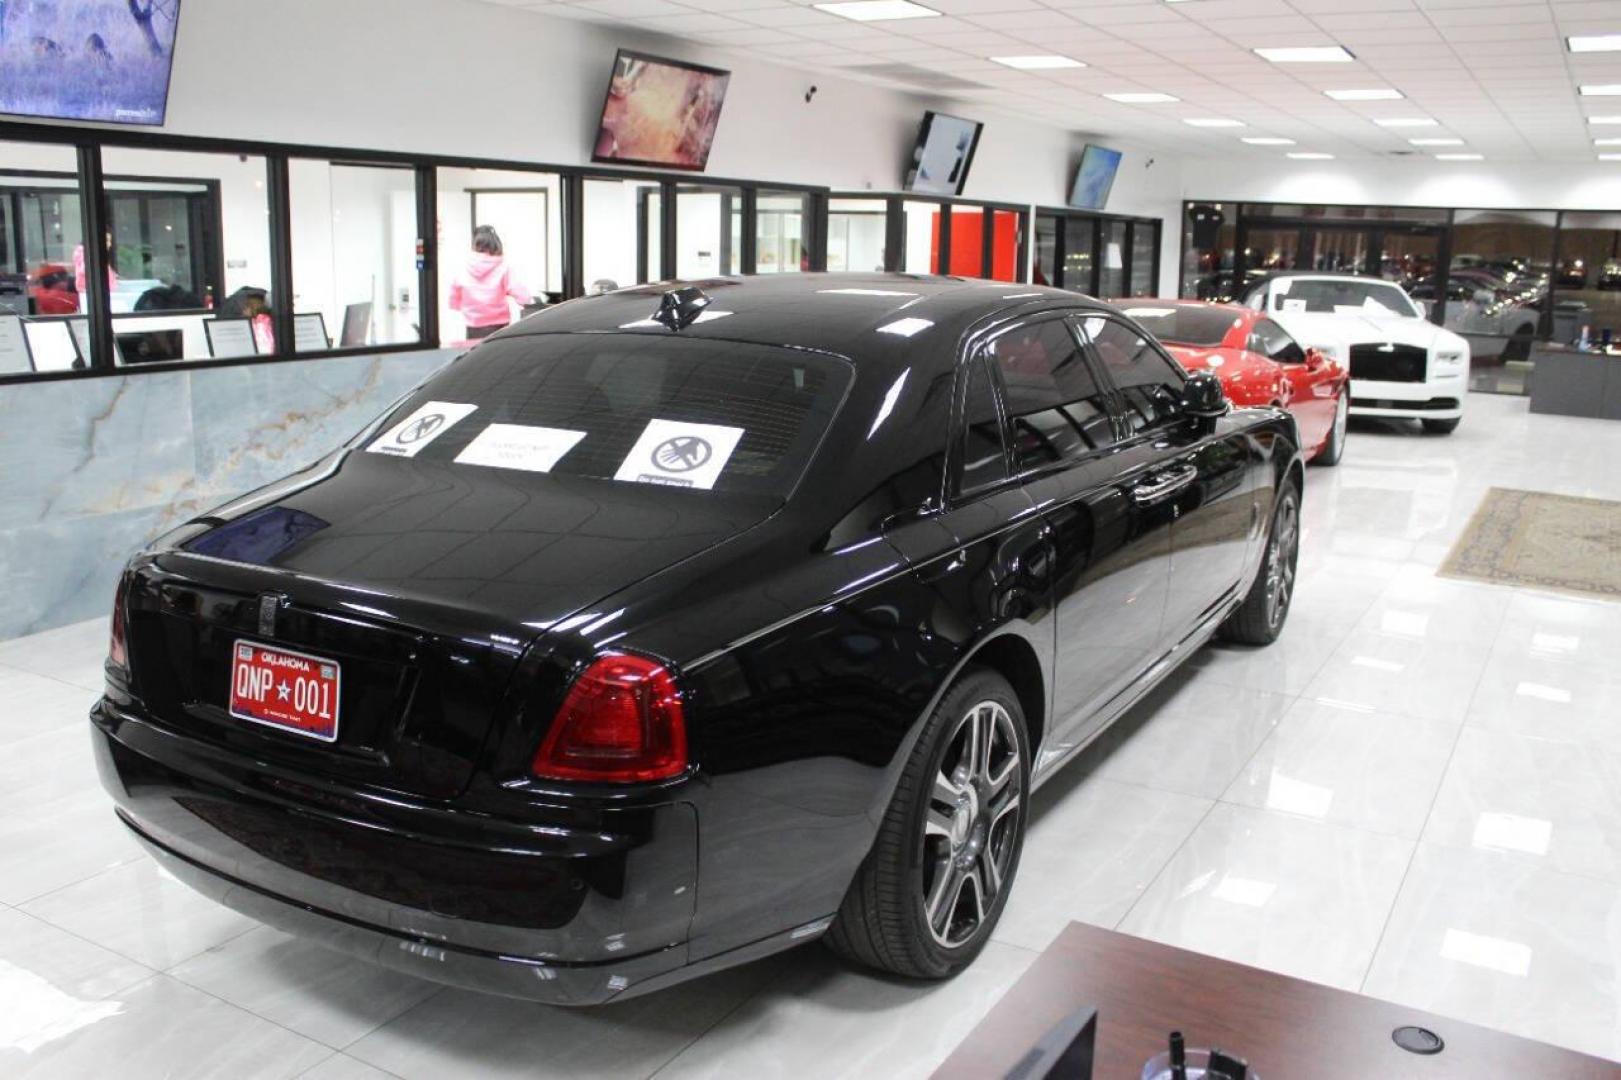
[935, 923, 1617, 1079]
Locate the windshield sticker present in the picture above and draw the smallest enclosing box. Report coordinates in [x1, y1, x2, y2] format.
[455, 424, 586, 474]
[614, 419, 745, 490]
[367, 401, 478, 458]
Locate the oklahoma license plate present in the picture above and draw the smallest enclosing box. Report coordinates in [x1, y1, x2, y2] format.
[228, 640, 341, 742]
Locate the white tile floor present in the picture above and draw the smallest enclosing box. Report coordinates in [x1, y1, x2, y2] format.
[3, 392, 1620, 1077]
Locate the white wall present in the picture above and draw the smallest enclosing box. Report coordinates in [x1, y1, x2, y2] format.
[1178, 157, 1621, 212]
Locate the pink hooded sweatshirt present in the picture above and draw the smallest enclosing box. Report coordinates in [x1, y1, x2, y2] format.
[449, 253, 532, 330]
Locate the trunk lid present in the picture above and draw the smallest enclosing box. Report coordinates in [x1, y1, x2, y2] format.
[127, 454, 776, 799]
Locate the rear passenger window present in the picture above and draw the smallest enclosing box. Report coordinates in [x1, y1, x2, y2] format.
[1080, 316, 1186, 434]
[988, 318, 1115, 473]
[959, 356, 1008, 493]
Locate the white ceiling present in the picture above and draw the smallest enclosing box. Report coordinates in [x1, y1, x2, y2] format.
[476, 0, 1621, 163]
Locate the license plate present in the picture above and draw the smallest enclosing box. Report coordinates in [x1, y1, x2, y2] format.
[228, 640, 341, 742]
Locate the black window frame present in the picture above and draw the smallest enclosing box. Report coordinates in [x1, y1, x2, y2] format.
[1033, 207, 1164, 297]
[1078, 312, 1190, 439]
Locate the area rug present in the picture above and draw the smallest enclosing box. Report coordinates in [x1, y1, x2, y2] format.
[1439, 488, 1621, 599]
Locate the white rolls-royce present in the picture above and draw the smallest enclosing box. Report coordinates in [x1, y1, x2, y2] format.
[1241, 273, 1470, 434]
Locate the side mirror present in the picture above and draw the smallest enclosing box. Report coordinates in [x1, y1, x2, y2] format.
[1181, 369, 1228, 419]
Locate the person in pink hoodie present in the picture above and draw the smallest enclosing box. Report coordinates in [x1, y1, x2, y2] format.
[448, 226, 533, 339]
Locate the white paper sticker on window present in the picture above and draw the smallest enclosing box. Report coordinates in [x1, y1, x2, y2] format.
[613, 419, 745, 490]
[1281, 298, 1307, 312]
[367, 401, 478, 458]
[455, 424, 586, 473]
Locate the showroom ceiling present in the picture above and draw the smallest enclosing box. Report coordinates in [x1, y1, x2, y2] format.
[477, 0, 1621, 164]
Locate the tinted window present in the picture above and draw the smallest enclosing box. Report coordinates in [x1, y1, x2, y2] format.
[988, 318, 1114, 472]
[1247, 318, 1306, 363]
[959, 356, 1009, 492]
[1119, 303, 1243, 347]
[1273, 278, 1419, 317]
[1081, 316, 1186, 433]
[367, 334, 850, 498]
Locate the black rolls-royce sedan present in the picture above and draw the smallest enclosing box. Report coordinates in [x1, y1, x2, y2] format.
[93, 274, 1302, 1004]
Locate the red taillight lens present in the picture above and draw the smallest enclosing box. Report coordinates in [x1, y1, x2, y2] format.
[108, 574, 130, 669]
[531, 652, 687, 783]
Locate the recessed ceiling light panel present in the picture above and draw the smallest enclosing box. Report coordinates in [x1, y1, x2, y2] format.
[1580, 84, 1621, 96]
[1255, 46, 1355, 63]
[990, 54, 1085, 69]
[1104, 92, 1178, 103]
[1185, 117, 1245, 127]
[1596, 137, 1621, 145]
[1569, 34, 1621, 52]
[1374, 117, 1438, 127]
[814, 0, 940, 21]
[1435, 153, 1484, 161]
[1242, 136, 1296, 145]
[1588, 115, 1621, 124]
[1325, 88, 1403, 101]
[1287, 152, 1334, 160]
[1601, 153, 1621, 160]
[1408, 137, 1463, 146]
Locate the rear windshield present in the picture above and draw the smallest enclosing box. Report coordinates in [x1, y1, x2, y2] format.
[362, 333, 851, 498]
[1120, 304, 1243, 347]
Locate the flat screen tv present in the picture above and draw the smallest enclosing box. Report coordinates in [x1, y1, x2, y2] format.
[1070, 145, 1124, 211]
[0, 0, 182, 126]
[904, 112, 983, 197]
[592, 50, 730, 172]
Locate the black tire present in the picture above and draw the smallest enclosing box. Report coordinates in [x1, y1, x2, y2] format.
[825, 667, 1030, 980]
[1220, 479, 1300, 646]
[1311, 392, 1347, 466]
[1422, 417, 1460, 435]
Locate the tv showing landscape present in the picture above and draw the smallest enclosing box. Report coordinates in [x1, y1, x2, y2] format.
[0, 0, 182, 126]
[1070, 144, 1124, 211]
[905, 112, 983, 197]
[592, 50, 730, 171]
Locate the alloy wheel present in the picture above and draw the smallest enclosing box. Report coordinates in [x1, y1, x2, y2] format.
[1265, 493, 1300, 630]
[921, 700, 1022, 948]
[1334, 393, 1348, 448]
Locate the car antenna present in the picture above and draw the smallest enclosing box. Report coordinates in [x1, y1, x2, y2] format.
[652, 285, 711, 331]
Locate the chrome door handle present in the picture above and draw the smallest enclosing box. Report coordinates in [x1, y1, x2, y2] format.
[1131, 464, 1198, 504]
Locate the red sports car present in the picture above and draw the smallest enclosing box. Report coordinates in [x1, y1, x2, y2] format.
[1120, 299, 1349, 465]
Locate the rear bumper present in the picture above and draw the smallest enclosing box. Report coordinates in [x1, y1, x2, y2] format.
[91, 697, 704, 1004]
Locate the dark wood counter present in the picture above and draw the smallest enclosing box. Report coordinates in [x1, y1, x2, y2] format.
[935, 922, 1618, 1079]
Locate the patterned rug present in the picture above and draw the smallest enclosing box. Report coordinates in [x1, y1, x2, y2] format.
[1440, 488, 1621, 599]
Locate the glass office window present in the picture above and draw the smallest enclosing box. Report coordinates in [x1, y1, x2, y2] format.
[943, 205, 984, 277]
[756, 191, 809, 274]
[436, 166, 562, 343]
[988, 209, 1023, 283]
[1129, 222, 1157, 296]
[288, 160, 421, 352]
[827, 197, 886, 273]
[1098, 220, 1128, 298]
[1182, 203, 1235, 300]
[1434, 210, 1555, 363]
[1034, 213, 1058, 288]
[0, 140, 93, 373]
[101, 146, 270, 364]
[675, 185, 742, 279]
[1556, 212, 1621, 346]
[902, 200, 941, 274]
[1061, 217, 1095, 293]
[583, 178, 661, 292]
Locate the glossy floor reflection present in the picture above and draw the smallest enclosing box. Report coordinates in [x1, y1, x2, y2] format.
[2, 393, 1619, 1076]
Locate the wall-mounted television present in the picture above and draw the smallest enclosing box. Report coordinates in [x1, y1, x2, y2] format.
[0, 0, 182, 126]
[592, 50, 730, 172]
[904, 112, 983, 197]
[1069, 144, 1124, 211]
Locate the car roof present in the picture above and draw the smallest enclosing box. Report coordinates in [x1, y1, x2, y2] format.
[493, 273, 1110, 359]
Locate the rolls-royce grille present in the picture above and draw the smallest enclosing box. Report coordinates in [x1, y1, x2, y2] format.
[1349, 343, 1427, 383]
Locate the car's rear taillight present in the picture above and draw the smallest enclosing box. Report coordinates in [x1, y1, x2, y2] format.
[108, 573, 130, 670]
[531, 652, 687, 783]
